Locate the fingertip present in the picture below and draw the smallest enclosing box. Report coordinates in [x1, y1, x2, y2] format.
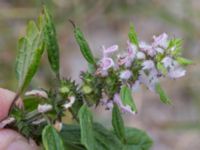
[0, 88, 23, 121]
[0, 88, 16, 121]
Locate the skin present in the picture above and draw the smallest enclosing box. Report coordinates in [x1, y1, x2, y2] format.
[0, 88, 39, 150]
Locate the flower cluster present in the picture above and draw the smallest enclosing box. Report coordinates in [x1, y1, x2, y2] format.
[95, 33, 189, 114]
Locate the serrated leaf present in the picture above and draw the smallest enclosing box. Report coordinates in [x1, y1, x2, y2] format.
[176, 57, 192, 66]
[155, 83, 171, 104]
[120, 85, 137, 113]
[43, 6, 60, 77]
[60, 123, 122, 150]
[157, 62, 167, 75]
[15, 21, 45, 94]
[74, 27, 96, 64]
[78, 105, 95, 150]
[93, 123, 122, 150]
[60, 124, 81, 144]
[123, 127, 153, 150]
[42, 125, 65, 150]
[112, 103, 126, 143]
[128, 24, 139, 46]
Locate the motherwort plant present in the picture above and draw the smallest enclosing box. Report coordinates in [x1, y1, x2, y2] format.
[0, 6, 191, 150]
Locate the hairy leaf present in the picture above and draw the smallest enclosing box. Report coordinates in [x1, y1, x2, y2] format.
[112, 103, 126, 143]
[42, 125, 65, 150]
[128, 24, 139, 46]
[43, 6, 60, 77]
[15, 21, 45, 94]
[93, 123, 122, 150]
[78, 105, 95, 150]
[176, 57, 192, 66]
[155, 83, 171, 104]
[61, 123, 122, 150]
[123, 127, 153, 150]
[120, 85, 137, 113]
[74, 27, 96, 64]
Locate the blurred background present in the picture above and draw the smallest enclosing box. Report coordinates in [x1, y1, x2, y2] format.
[0, 0, 199, 149]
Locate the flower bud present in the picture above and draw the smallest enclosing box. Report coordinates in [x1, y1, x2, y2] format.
[37, 104, 52, 113]
[63, 96, 75, 109]
[0, 117, 15, 128]
[25, 89, 48, 99]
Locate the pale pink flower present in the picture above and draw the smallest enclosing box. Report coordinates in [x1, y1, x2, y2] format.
[117, 54, 132, 67]
[139, 41, 156, 57]
[127, 41, 137, 59]
[168, 67, 186, 79]
[25, 89, 48, 99]
[37, 104, 52, 113]
[161, 56, 186, 79]
[99, 57, 114, 70]
[117, 41, 137, 67]
[155, 47, 164, 54]
[152, 33, 169, 48]
[103, 45, 118, 56]
[113, 93, 136, 114]
[162, 56, 174, 69]
[136, 51, 146, 60]
[120, 70, 132, 80]
[100, 93, 113, 110]
[63, 96, 75, 109]
[139, 70, 158, 92]
[142, 60, 155, 70]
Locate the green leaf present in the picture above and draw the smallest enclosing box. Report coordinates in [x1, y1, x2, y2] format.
[157, 62, 167, 75]
[74, 27, 96, 65]
[176, 57, 192, 66]
[112, 103, 126, 143]
[42, 125, 65, 150]
[63, 141, 86, 150]
[60, 124, 81, 144]
[78, 105, 95, 150]
[128, 24, 139, 46]
[93, 123, 122, 150]
[168, 38, 182, 56]
[15, 21, 45, 94]
[155, 83, 171, 104]
[60, 124, 86, 150]
[43, 6, 60, 77]
[60, 123, 122, 150]
[120, 85, 137, 113]
[123, 127, 153, 150]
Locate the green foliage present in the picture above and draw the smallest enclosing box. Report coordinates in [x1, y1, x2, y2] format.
[10, 5, 188, 150]
[81, 72, 103, 106]
[155, 83, 171, 104]
[59, 79, 83, 116]
[123, 127, 153, 150]
[42, 125, 65, 150]
[78, 105, 95, 150]
[176, 57, 192, 66]
[74, 27, 96, 65]
[157, 62, 167, 75]
[60, 123, 124, 150]
[120, 85, 137, 113]
[43, 6, 60, 77]
[15, 20, 45, 94]
[128, 24, 139, 46]
[112, 103, 126, 142]
[168, 38, 182, 56]
[93, 123, 122, 150]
